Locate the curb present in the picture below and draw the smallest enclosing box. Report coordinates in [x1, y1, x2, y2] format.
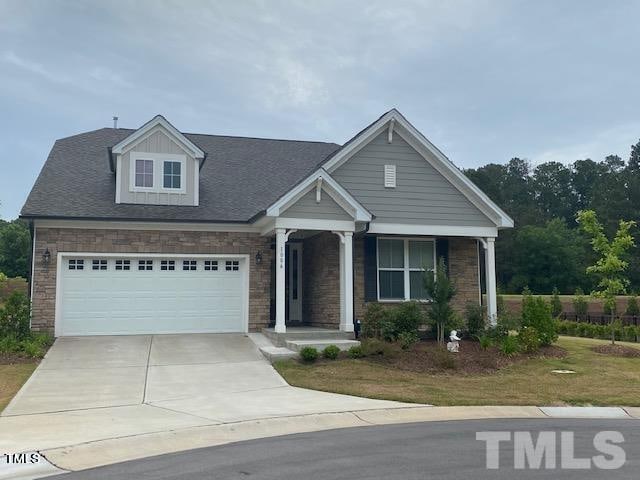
[37, 405, 638, 472]
[0, 452, 65, 480]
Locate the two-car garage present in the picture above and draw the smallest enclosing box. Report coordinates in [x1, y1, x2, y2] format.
[56, 254, 248, 336]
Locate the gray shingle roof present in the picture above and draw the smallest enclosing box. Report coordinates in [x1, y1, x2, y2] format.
[21, 128, 341, 222]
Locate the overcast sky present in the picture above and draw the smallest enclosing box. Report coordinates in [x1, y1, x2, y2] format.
[1, 0, 639, 219]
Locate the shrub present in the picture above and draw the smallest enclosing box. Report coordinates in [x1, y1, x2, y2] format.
[497, 311, 521, 331]
[0, 333, 54, 358]
[0, 292, 31, 340]
[348, 345, 363, 358]
[299, 347, 318, 363]
[360, 338, 394, 356]
[487, 323, 509, 341]
[398, 331, 419, 350]
[573, 288, 588, 318]
[362, 303, 389, 339]
[465, 302, 485, 337]
[322, 345, 340, 360]
[622, 325, 637, 343]
[626, 296, 640, 317]
[380, 316, 399, 342]
[477, 334, 492, 350]
[521, 294, 557, 346]
[517, 326, 540, 353]
[550, 287, 563, 317]
[499, 335, 519, 356]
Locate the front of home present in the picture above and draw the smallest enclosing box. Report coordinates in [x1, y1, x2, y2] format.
[21, 110, 512, 337]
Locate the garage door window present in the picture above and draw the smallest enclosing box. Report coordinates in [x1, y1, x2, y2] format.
[225, 260, 239, 271]
[68, 259, 84, 270]
[138, 260, 153, 271]
[183, 260, 197, 271]
[92, 259, 108, 271]
[204, 260, 218, 271]
[115, 260, 131, 271]
[160, 260, 175, 271]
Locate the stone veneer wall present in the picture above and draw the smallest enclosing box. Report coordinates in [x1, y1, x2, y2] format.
[31, 228, 273, 334]
[301, 232, 340, 328]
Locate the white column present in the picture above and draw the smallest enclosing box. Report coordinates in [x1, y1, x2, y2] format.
[342, 231, 354, 332]
[275, 228, 287, 333]
[338, 238, 346, 327]
[485, 237, 498, 326]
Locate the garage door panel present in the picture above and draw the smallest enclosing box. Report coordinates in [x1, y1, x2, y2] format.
[59, 256, 247, 336]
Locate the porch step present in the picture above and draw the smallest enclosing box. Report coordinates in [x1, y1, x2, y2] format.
[262, 327, 355, 347]
[285, 339, 361, 352]
[259, 346, 298, 362]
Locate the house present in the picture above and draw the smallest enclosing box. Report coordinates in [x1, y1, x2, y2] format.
[21, 109, 513, 337]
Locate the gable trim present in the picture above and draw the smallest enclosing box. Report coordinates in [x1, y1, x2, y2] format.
[111, 115, 206, 159]
[322, 109, 514, 228]
[266, 169, 372, 222]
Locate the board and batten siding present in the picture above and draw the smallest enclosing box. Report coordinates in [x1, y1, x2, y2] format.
[119, 127, 197, 206]
[280, 189, 352, 220]
[331, 131, 494, 226]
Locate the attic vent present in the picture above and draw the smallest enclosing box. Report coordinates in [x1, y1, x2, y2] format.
[384, 164, 396, 188]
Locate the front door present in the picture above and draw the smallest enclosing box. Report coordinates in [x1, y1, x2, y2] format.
[288, 243, 303, 323]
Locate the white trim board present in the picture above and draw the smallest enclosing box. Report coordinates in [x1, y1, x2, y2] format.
[34, 219, 262, 233]
[367, 223, 498, 238]
[54, 252, 250, 337]
[111, 115, 205, 159]
[322, 109, 514, 229]
[128, 152, 188, 194]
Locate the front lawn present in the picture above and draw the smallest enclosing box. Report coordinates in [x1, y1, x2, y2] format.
[275, 336, 640, 406]
[0, 362, 37, 411]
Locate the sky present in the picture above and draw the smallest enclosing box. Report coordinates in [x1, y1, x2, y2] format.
[1, 0, 639, 220]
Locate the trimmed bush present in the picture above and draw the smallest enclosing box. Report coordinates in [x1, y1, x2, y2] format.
[499, 335, 519, 356]
[361, 303, 389, 339]
[521, 294, 557, 346]
[398, 331, 419, 350]
[0, 291, 31, 340]
[517, 326, 540, 353]
[299, 346, 319, 363]
[465, 302, 485, 337]
[348, 345, 363, 358]
[322, 345, 340, 360]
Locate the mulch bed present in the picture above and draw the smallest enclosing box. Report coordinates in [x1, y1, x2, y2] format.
[591, 344, 640, 358]
[0, 353, 39, 365]
[364, 340, 566, 375]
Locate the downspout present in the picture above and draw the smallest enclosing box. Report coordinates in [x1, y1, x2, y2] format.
[28, 220, 36, 330]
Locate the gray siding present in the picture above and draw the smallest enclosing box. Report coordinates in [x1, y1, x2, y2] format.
[332, 132, 494, 226]
[281, 189, 352, 220]
[119, 127, 197, 206]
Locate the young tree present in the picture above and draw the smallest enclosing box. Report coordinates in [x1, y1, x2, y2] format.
[423, 257, 457, 344]
[550, 286, 563, 317]
[576, 210, 636, 344]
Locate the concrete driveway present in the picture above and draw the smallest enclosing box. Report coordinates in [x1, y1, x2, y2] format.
[0, 334, 410, 455]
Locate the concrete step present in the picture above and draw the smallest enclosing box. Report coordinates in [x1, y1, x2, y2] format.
[259, 346, 298, 362]
[285, 339, 361, 352]
[262, 328, 355, 347]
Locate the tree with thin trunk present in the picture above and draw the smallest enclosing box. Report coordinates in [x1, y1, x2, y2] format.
[576, 210, 636, 344]
[424, 257, 457, 344]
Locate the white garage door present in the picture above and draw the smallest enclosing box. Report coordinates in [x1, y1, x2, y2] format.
[57, 255, 247, 336]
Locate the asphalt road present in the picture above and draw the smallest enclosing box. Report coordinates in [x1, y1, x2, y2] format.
[53, 419, 640, 479]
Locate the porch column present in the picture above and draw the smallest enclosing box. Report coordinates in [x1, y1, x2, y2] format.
[343, 232, 354, 332]
[275, 228, 287, 333]
[485, 237, 498, 326]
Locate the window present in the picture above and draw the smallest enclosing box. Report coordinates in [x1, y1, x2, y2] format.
[135, 159, 154, 188]
[92, 259, 108, 271]
[377, 238, 435, 301]
[183, 260, 197, 271]
[204, 260, 218, 271]
[161, 260, 175, 271]
[68, 259, 84, 270]
[115, 260, 130, 271]
[138, 260, 153, 271]
[163, 161, 181, 189]
[225, 260, 239, 271]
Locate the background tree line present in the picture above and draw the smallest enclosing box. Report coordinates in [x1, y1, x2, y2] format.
[465, 140, 640, 294]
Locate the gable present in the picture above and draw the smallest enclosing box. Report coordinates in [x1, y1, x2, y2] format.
[280, 188, 352, 221]
[331, 131, 495, 227]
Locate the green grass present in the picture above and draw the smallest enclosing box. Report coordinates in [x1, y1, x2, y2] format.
[275, 336, 640, 406]
[0, 362, 37, 411]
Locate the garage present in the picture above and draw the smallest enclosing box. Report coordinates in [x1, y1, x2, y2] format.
[56, 254, 248, 336]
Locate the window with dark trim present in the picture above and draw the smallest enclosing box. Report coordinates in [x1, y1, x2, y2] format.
[183, 260, 197, 271]
[92, 259, 108, 271]
[225, 260, 239, 271]
[115, 260, 131, 271]
[68, 259, 84, 270]
[204, 260, 218, 271]
[138, 260, 153, 271]
[160, 260, 175, 271]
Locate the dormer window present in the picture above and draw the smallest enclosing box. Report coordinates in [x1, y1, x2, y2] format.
[163, 161, 181, 189]
[135, 159, 154, 188]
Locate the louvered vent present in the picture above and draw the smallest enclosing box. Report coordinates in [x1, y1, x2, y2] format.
[384, 164, 396, 188]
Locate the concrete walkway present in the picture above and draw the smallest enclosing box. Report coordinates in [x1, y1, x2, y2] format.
[0, 334, 412, 469]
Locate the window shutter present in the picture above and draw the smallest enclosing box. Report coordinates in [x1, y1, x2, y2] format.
[384, 165, 396, 188]
[435, 238, 449, 275]
[363, 235, 378, 302]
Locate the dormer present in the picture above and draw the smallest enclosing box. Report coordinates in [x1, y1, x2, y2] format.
[111, 115, 205, 206]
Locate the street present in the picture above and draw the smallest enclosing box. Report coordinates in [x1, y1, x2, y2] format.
[52, 418, 640, 479]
